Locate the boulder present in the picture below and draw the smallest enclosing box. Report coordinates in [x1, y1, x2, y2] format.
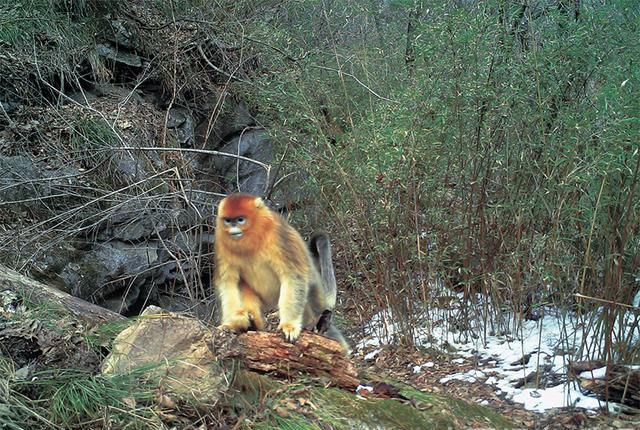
[102, 306, 224, 405]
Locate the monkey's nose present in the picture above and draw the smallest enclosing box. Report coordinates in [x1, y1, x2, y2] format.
[228, 226, 244, 238]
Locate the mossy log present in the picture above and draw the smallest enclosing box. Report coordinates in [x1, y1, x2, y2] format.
[216, 330, 360, 389]
[0, 264, 125, 324]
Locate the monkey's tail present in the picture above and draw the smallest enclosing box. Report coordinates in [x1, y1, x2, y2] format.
[308, 232, 337, 306]
[310, 233, 351, 355]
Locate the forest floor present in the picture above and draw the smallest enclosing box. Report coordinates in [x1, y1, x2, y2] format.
[358, 345, 636, 429]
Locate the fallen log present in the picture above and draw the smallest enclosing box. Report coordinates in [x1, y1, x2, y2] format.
[571, 360, 640, 407]
[214, 330, 360, 389]
[0, 264, 125, 324]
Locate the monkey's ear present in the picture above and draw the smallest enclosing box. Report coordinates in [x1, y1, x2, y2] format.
[255, 197, 266, 208]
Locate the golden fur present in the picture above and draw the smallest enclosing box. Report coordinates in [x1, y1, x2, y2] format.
[214, 193, 337, 344]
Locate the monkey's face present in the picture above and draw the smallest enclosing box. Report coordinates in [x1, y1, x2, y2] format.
[222, 216, 247, 240]
[217, 194, 269, 244]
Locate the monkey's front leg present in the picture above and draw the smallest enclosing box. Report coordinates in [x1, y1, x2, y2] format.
[217, 271, 251, 332]
[277, 277, 309, 342]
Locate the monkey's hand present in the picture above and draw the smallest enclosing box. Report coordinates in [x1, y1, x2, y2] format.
[278, 321, 302, 343]
[220, 310, 251, 333]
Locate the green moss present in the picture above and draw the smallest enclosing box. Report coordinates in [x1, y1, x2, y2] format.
[313, 388, 453, 429]
[231, 372, 513, 430]
[402, 387, 514, 429]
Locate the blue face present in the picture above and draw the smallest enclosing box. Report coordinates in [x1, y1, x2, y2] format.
[223, 216, 246, 226]
[223, 216, 247, 239]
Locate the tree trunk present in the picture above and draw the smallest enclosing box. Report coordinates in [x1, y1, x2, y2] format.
[0, 264, 125, 324]
[404, 0, 423, 78]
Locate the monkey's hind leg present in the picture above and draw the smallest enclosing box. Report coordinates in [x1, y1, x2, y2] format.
[313, 309, 350, 354]
[239, 281, 265, 331]
[315, 309, 333, 334]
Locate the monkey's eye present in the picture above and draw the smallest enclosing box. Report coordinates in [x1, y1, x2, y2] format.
[223, 217, 232, 225]
[236, 217, 246, 225]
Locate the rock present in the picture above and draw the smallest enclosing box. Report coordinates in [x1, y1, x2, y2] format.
[0, 155, 80, 216]
[106, 18, 137, 48]
[22, 201, 211, 315]
[102, 306, 223, 405]
[166, 107, 194, 147]
[213, 127, 273, 195]
[195, 99, 255, 147]
[94, 206, 193, 242]
[192, 98, 273, 195]
[112, 150, 150, 183]
[0, 156, 50, 204]
[58, 240, 159, 313]
[96, 43, 143, 67]
[165, 107, 188, 128]
[0, 100, 19, 114]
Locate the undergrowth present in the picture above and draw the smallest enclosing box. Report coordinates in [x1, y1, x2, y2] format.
[0, 0, 115, 104]
[0, 358, 159, 429]
[254, 0, 640, 362]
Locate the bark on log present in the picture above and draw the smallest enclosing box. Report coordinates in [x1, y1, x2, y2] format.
[0, 264, 125, 324]
[216, 330, 360, 389]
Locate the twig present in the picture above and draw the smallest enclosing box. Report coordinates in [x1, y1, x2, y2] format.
[310, 65, 398, 103]
[111, 146, 271, 173]
[574, 293, 639, 310]
[196, 43, 252, 85]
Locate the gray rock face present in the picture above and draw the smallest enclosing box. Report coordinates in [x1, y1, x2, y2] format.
[166, 107, 194, 147]
[195, 99, 255, 147]
[34, 204, 211, 315]
[0, 155, 81, 216]
[0, 101, 19, 115]
[0, 156, 50, 203]
[213, 127, 273, 195]
[0, 154, 214, 315]
[60, 241, 158, 313]
[0, 9, 278, 320]
[96, 43, 143, 67]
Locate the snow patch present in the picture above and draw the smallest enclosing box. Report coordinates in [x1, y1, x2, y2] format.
[359, 300, 639, 413]
[364, 349, 380, 361]
[580, 367, 607, 380]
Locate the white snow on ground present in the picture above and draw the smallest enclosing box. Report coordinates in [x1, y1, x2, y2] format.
[412, 361, 434, 373]
[364, 349, 381, 360]
[580, 367, 607, 380]
[358, 298, 640, 413]
[440, 369, 486, 384]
